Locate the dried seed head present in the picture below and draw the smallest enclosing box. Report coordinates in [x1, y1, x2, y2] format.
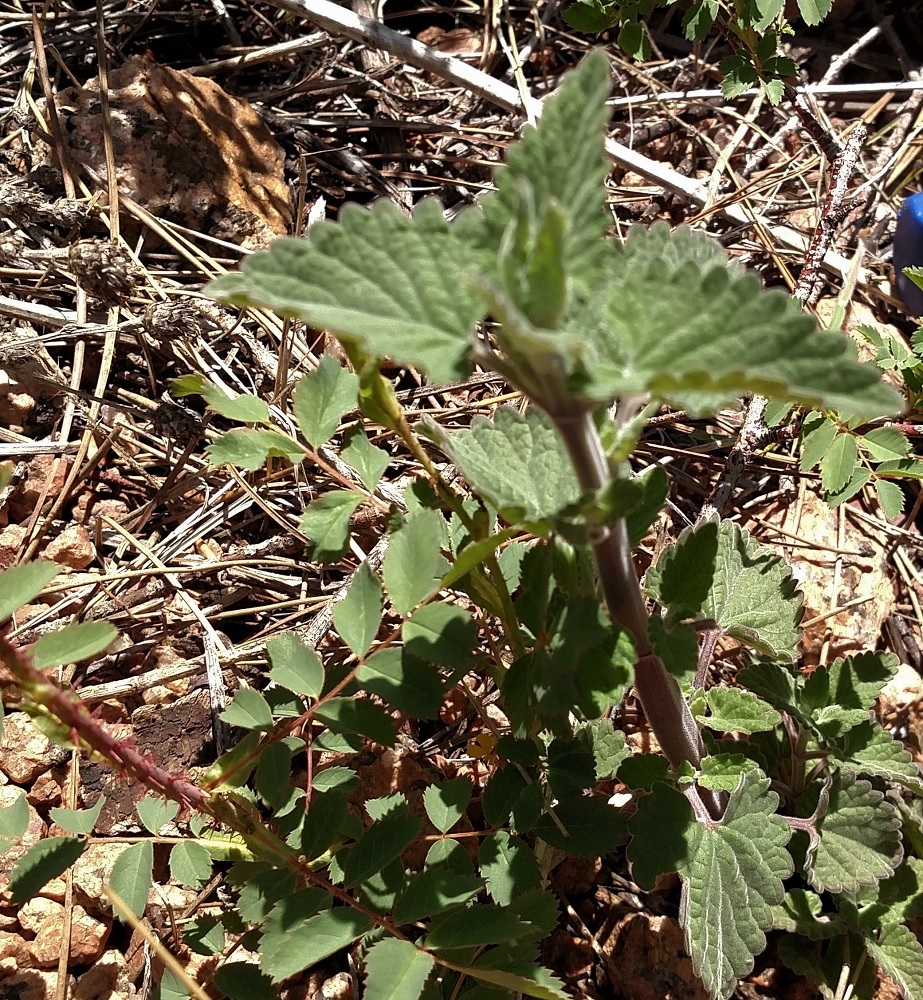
[68, 239, 141, 305]
[142, 299, 213, 343]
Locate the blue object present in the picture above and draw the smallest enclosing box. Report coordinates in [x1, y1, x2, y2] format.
[894, 192, 923, 316]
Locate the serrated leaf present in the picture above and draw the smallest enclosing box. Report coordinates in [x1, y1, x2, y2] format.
[797, 0, 833, 25]
[771, 889, 845, 941]
[255, 742, 292, 810]
[235, 869, 303, 925]
[49, 795, 105, 836]
[680, 772, 792, 1000]
[429, 408, 579, 522]
[183, 914, 225, 956]
[423, 778, 473, 833]
[821, 432, 858, 493]
[697, 754, 761, 792]
[213, 962, 277, 1000]
[697, 687, 781, 734]
[826, 465, 871, 506]
[425, 904, 532, 950]
[299, 491, 365, 562]
[535, 796, 627, 857]
[649, 520, 802, 658]
[333, 563, 383, 658]
[383, 508, 449, 614]
[210, 199, 485, 385]
[220, 687, 273, 731]
[9, 836, 86, 903]
[576, 719, 630, 780]
[267, 632, 324, 699]
[562, 2, 613, 33]
[405, 602, 477, 668]
[580, 225, 899, 418]
[293, 355, 359, 447]
[802, 651, 897, 719]
[480, 50, 611, 284]
[192, 381, 269, 423]
[299, 790, 347, 862]
[806, 773, 902, 893]
[342, 808, 423, 887]
[108, 841, 153, 919]
[260, 903, 373, 982]
[456, 963, 568, 1000]
[355, 648, 443, 718]
[170, 840, 213, 888]
[876, 479, 905, 520]
[479, 832, 541, 905]
[342, 429, 390, 491]
[867, 924, 923, 1000]
[799, 412, 838, 472]
[312, 766, 357, 794]
[31, 621, 117, 668]
[364, 938, 434, 1000]
[0, 561, 58, 622]
[314, 697, 396, 746]
[0, 791, 26, 843]
[393, 867, 484, 923]
[208, 428, 303, 470]
[832, 720, 923, 793]
[136, 796, 179, 835]
[862, 426, 911, 462]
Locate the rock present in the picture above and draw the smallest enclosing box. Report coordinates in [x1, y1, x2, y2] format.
[0, 928, 32, 976]
[71, 843, 125, 916]
[28, 902, 108, 967]
[0, 970, 69, 999]
[43, 524, 95, 570]
[0, 713, 64, 784]
[73, 949, 134, 999]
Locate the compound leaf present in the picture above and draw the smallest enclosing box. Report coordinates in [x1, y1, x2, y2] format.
[31, 621, 116, 669]
[342, 806, 423, 887]
[405, 602, 477, 668]
[299, 491, 365, 562]
[383, 508, 449, 615]
[108, 841, 153, 919]
[209, 428, 303, 470]
[10, 836, 86, 904]
[479, 831, 542, 905]
[393, 868, 484, 923]
[267, 632, 324, 699]
[423, 777, 473, 834]
[355, 648, 443, 718]
[0, 561, 58, 622]
[261, 903, 373, 982]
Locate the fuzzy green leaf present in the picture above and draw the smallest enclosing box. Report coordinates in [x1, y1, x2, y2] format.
[649, 520, 802, 658]
[0, 562, 58, 622]
[579, 225, 899, 418]
[831, 720, 923, 793]
[862, 426, 911, 462]
[267, 632, 324, 699]
[364, 939, 434, 1000]
[299, 490, 365, 562]
[801, 651, 897, 722]
[293, 355, 359, 447]
[260, 903, 373, 982]
[208, 428, 303, 470]
[577, 719, 630, 780]
[383, 508, 449, 614]
[428, 408, 579, 523]
[806, 773, 902, 893]
[333, 563, 383, 659]
[31, 621, 116, 668]
[683, 773, 792, 999]
[867, 924, 923, 1000]
[108, 841, 153, 919]
[209, 199, 484, 385]
[697, 688, 781, 734]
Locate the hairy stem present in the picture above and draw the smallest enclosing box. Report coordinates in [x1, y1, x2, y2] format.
[552, 411, 707, 777]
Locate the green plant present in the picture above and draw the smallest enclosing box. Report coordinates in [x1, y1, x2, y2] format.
[561, 0, 832, 103]
[2, 52, 922, 1000]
